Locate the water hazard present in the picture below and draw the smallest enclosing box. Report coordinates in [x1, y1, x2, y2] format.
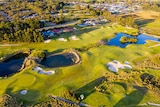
[107, 33, 160, 48]
[40, 53, 76, 68]
[0, 58, 25, 77]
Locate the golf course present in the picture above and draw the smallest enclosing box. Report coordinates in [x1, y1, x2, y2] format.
[0, 22, 160, 106]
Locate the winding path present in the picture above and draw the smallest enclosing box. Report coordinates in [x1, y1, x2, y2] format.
[148, 44, 160, 48]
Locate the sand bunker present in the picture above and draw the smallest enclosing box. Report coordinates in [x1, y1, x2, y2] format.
[33, 66, 55, 75]
[107, 60, 132, 72]
[44, 39, 51, 43]
[69, 36, 79, 40]
[20, 90, 27, 95]
[58, 38, 67, 42]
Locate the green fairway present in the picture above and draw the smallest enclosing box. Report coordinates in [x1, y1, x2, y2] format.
[142, 19, 160, 36]
[0, 24, 160, 106]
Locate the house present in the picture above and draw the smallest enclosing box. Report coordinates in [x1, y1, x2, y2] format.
[77, 24, 87, 27]
[63, 27, 75, 33]
[42, 30, 55, 38]
[52, 29, 62, 34]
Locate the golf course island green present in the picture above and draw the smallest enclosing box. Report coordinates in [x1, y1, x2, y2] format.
[120, 36, 138, 44]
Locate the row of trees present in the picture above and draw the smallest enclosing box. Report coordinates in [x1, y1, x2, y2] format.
[0, 20, 44, 43]
[137, 54, 160, 70]
[56, 0, 160, 4]
[141, 73, 160, 90]
[143, 3, 160, 12]
[2, 29, 43, 42]
[102, 10, 137, 28]
[0, 0, 66, 21]
[0, 94, 79, 107]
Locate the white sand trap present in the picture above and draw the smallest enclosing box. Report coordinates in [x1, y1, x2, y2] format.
[107, 60, 132, 72]
[44, 39, 51, 43]
[33, 66, 55, 75]
[32, 66, 42, 72]
[124, 61, 130, 65]
[58, 38, 67, 42]
[20, 90, 27, 95]
[43, 70, 55, 75]
[69, 36, 79, 40]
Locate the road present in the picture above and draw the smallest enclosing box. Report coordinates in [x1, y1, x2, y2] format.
[48, 94, 90, 107]
[0, 44, 19, 47]
[0, 10, 12, 21]
[38, 20, 78, 31]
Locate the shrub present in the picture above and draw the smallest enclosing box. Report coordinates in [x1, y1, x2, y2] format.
[0, 94, 22, 107]
[120, 36, 138, 44]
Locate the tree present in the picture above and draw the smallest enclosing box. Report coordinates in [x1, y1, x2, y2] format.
[90, 10, 96, 16]
[75, 4, 81, 10]
[59, 9, 64, 23]
[3, 33, 10, 42]
[26, 19, 40, 29]
[0, 94, 22, 107]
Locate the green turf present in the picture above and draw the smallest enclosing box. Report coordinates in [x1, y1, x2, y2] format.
[0, 24, 160, 106]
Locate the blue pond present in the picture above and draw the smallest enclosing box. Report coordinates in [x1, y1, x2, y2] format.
[107, 33, 160, 48]
[0, 58, 25, 77]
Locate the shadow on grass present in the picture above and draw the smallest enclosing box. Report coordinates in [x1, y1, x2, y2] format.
[114, 86, 148, 107]
[135, 19, 154, 27]
[113, 82, 128, 91]
[5, 87, 14, 94]
[44, 49, 65, 55]
[75, 76, 105, 100]
[4, 87, 40, 105]
[52, 27, 98, 39]
[16, 90, 40, 105]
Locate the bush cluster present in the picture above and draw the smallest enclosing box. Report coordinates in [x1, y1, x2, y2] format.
[120, 36, 138, 44]
[140, 73, 160, 90]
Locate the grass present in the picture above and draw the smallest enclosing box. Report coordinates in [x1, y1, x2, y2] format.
[0, 24, 137, 57]
[0, 23, 160, 106]
[124, 10, 160, 20]
[127, 10, 160, 27]
[143, 19, 160, 36]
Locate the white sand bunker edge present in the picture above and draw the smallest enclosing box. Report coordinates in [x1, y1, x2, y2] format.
[107, 60, 132, 72]
[32, 66, 55, 75]
[20, 90, 27, 95]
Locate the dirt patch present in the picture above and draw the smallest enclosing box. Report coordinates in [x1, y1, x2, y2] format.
[123, 10, 160, 20]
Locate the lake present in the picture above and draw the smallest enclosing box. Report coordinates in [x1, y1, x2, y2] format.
[0, 58, 25, 77]
[107, 33, 160, 48]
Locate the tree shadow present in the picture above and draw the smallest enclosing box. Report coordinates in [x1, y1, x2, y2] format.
[53, 27, 98, 39]
[75, 76, 105, 100]
[44, 49, 65, 55]
[114, 86, 148, 107]
[15, 90, 40, 105]
[135, 19, 154, 27]
[4, 85, 40, 104]
[113, 82, 128, 91]
[5, 87, 14, 95]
